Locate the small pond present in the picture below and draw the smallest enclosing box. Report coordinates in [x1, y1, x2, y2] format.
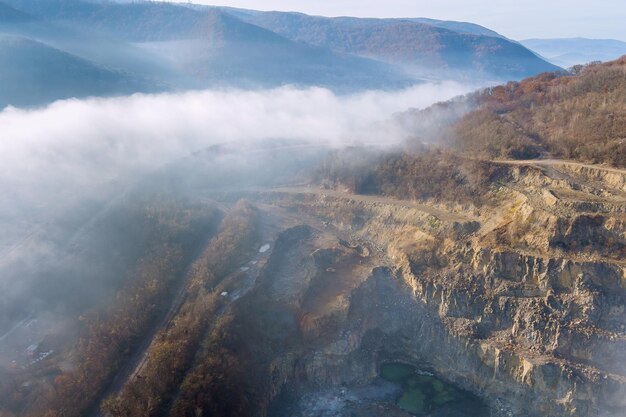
[380, 362, 488, 416]
[270, 362, 489, 417]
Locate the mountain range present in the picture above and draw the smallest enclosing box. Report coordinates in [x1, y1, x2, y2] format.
[236, 11, 555, 79]
[521, 38, 626, 68]
[0, 34, 151, 107]
[0, 0, 561, 108]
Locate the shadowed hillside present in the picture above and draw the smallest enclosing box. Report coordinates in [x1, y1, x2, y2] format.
[134, 9, 413, 90]
[0, 35, 150, 107]
[240, 11, 560, 79]
[2, 0, 559, 86]
[0, 1, 32, 22]
[522, 38, 626, 68]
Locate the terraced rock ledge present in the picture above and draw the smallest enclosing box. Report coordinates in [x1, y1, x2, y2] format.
[206, 159, 626, 417]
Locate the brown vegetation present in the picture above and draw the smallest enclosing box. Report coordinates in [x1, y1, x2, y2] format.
[15, 197, 220, 417]
[316, 148, 506, 206]
[167, 313, 253, 417]
[451, 57, 626, 166]
[315, 57, 626, 206]
[101, 200, 259, 417]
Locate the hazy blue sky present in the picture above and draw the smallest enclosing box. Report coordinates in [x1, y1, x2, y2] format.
[173, 0, 626, 41]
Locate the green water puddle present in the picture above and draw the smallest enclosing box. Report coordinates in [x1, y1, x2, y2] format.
[380, 362, 486, 415]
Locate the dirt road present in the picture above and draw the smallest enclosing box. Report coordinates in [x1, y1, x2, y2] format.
[253, 186, 476, 223]
[88, 221, 222, 417]
[493, 158, 626, 176]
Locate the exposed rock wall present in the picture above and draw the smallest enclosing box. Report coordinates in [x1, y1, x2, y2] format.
[221, 161, 625, 417]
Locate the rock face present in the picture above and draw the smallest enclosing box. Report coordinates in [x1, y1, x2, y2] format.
[213, 160, 625, 417]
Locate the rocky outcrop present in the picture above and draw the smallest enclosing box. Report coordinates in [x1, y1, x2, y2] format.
[213, 159, 626, 417]
[265, 161, 624, 416]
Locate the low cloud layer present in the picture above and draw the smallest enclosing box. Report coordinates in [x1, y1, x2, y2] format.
[0, 82, 471, 252]
[1, 83, 469, 168]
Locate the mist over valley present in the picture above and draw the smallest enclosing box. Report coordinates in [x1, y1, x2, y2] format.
[0, 2, 624, 417]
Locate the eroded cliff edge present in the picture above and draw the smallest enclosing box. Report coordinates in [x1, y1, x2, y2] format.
[203, 159, 626, 417]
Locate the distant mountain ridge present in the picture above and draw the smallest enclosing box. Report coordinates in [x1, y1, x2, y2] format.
[0, 0, 561, 108]
[231, 10, 559, 79]
[135, 9, 413, 90]
[521, 38, 626, 68]
[0, 34, 149, 107]
[406, 17, 503, 37]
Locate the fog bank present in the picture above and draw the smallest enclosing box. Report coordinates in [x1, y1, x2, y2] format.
[0, 82, 471, 254]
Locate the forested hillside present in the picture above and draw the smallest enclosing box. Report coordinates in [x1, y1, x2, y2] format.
[243, 11, 560, 79]
[451, 56, 626, 166]
[316, 57, 626, 207]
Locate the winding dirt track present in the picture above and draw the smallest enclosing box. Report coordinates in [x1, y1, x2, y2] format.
[89, 206, 276, 417]
[88, 221, 222, 417]
[253, 186, 476, 223]
[493, 159, 626, 176]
